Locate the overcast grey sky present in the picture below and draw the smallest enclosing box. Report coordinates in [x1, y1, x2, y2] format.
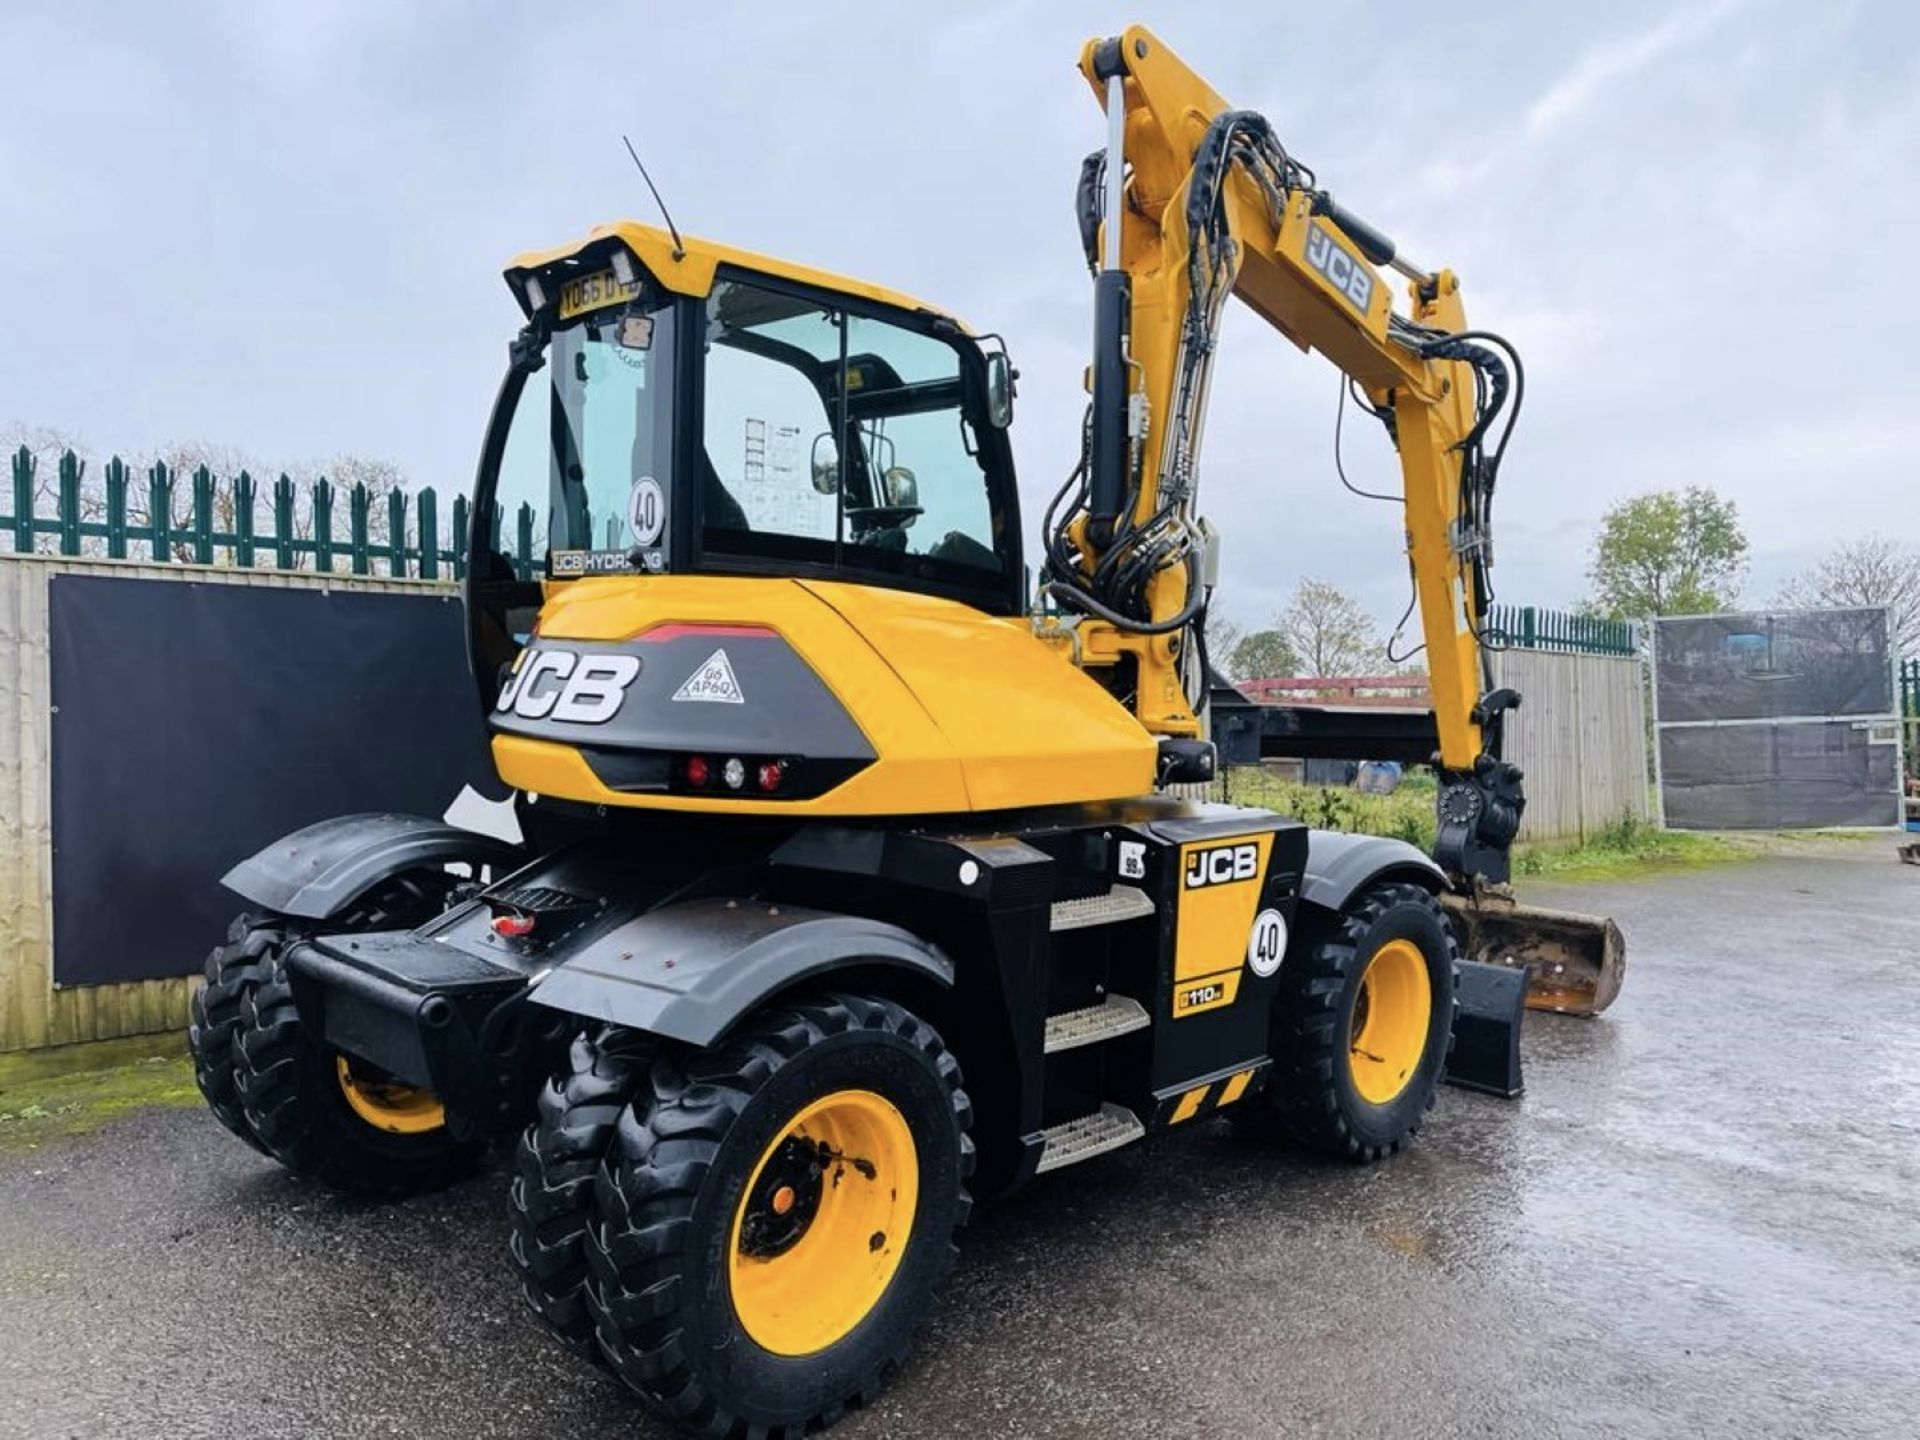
[3, 1, 1915, 631]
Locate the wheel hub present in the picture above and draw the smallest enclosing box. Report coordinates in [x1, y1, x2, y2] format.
[737, 1136, 828, 1259]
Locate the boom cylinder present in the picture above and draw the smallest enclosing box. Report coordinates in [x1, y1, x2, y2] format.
[1087, 61, 1131, 547]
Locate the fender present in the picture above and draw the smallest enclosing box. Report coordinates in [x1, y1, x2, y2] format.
[222, 812, 525, 921]
[526, 898, 954, 1046]
[1299, 828, 1445, 915]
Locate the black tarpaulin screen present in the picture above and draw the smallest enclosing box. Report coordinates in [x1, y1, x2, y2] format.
[1655, 608, 1900, 830]
[48, 574, 502, 986]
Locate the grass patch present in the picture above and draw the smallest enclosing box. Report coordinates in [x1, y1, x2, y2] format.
[1220, 769, 1437, 851]
[1510, 816, 1747, 882]
[1216, 769, 1754, 884]
[0, 1054, 201, 1152]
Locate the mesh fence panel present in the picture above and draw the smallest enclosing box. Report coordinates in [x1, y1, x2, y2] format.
[1655, 608, 1900, 829]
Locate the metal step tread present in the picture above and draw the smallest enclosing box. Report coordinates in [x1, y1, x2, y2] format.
[1044, 993, 1151, 1053]
[1034, 1103, 1146, 1174]
[1049, 884, 1155, 933]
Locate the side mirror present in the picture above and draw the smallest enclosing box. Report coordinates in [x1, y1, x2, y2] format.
[810, 433, 840, 494]
[985, 352, 1016, 429]
[883, 466, 918, 509]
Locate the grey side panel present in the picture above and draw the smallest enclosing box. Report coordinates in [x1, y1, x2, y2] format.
[1300, 828, 1445, 912]
[221, 812, 524, 920]
[527, 898, 953, 1045]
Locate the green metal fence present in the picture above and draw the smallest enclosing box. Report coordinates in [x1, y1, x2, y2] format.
[1902, 658, 1918, 780]
[1482, 603, 1639, 657]
[1, 445, 542, 580]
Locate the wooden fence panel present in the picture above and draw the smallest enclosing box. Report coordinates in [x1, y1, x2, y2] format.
[1489, 648, 1649, 842]
[0, 554, 452, 1055]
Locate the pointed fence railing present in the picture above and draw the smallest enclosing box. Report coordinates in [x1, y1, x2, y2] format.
[1, 445, 543, 580]
[1482, 603, 1639, 657]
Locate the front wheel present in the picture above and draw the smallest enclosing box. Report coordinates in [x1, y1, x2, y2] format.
[584, 992, 973, 1435]
[1263, 881, 1458, 1161]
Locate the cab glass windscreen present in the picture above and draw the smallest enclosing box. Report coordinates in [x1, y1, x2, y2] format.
[491, 293, 677, 578]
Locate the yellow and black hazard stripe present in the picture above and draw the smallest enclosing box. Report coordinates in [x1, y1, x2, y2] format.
[1152, 1061, 1270, 1128]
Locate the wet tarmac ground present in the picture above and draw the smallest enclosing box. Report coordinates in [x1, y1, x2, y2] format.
[2, 846, 1917, 1438]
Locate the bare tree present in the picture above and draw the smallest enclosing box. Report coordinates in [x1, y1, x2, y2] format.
[1776, 537, 1920, 658]
[1279, 578, 1384, 677]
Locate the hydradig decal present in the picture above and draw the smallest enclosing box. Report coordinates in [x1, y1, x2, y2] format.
[496, 647, 641, 724]
[1305, 221, 1374, 314]
[672, 648, 745, 704]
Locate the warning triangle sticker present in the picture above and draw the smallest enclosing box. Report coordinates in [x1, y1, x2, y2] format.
[671, 648, 745, 704]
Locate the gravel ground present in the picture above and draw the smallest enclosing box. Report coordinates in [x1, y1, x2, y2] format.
[2, 845, 1916, 1439]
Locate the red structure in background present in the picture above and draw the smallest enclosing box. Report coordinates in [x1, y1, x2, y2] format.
[1237, 675, 1431, 709]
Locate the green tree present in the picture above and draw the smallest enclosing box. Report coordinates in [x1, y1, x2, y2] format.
[1587, 486, 1747, 619]
[1228, 628, 1301, 681]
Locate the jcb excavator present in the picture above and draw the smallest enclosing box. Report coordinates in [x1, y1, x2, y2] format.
[189, 25, 1621, 1436]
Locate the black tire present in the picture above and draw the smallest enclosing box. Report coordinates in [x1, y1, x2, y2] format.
[1265, 881, 1458, 1162]
[509, 1026, 654, 1356]
[231, 953, 484, 1198]
[584, 992, 973, 1437]
[188, 912, 284, 1155]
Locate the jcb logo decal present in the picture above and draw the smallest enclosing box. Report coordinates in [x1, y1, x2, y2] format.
[1306, 221, 1374, 313]
[1184, 842, 1260, 889]
[497, 647, 640, 725]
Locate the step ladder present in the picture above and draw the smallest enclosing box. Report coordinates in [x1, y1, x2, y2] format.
[1043, 993, 1150, 1054]
[1048, 884, 1154, 932]
[1034, 1102, 1145, 1174]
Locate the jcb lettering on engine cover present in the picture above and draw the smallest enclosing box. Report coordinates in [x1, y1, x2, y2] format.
[1184, 841, 1261, 889]
[496, 647, 641, 724]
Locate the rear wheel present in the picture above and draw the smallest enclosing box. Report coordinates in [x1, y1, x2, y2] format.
[584, 992, 972, 1436]
[1264, 881, 1458, 1161]
[188, 912, 284, 1155]
[231, 956, 484, 1197]
[508, 1026, 654, 1357]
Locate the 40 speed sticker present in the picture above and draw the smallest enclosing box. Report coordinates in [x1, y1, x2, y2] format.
[629, 476, 664, 546]
[1247, 907, 1288, 977]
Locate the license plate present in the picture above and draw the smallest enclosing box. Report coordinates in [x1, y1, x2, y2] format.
[558, 269, 639, 319]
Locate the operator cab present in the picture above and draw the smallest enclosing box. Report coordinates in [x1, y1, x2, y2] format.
[467, 229, 1023, 705]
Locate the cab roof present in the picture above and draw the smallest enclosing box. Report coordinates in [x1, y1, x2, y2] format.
[504, 220, 963, 326]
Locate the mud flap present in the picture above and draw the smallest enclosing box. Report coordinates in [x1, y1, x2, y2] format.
[1442, 885, 1625, 1016]
[1444, 960, 1525, 1098]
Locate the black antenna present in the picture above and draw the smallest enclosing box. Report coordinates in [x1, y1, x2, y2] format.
[621, 134, 685, 261]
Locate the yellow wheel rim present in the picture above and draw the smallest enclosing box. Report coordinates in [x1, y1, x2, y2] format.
[728, 1089, 919, 1357]
[335, 1054, 446, 1135]
[1348, 938, 1432, 1105]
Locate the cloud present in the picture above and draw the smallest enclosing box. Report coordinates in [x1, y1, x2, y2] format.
[1525, 0, 1747, 138]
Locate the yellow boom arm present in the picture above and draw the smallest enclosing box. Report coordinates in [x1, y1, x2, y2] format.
[1050, 25, 1525, 883]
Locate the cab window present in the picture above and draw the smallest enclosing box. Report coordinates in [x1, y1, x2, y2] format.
[698, 277, 1005, 586]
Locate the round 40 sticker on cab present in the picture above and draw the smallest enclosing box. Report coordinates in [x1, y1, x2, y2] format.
[628, 476, 664, 547]
[1247, 908, 1288, 977]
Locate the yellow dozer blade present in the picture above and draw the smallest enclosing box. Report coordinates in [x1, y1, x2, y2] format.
[1442, 884, 1626, 1016]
